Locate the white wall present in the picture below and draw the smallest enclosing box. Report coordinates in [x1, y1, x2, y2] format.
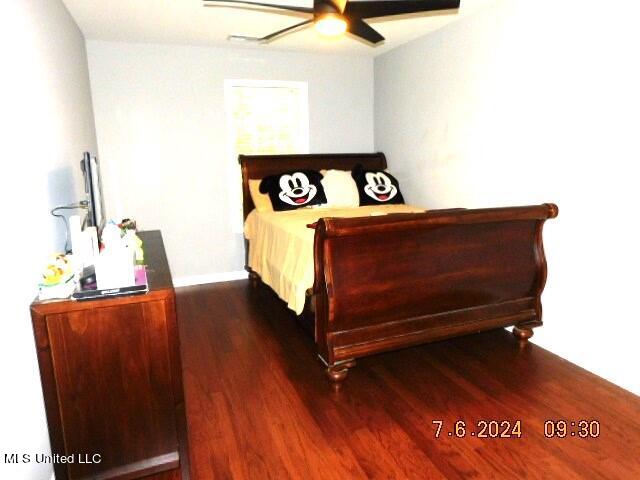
[86, 41, 374, 283]
[375, 0, 640, 394]
[0, 1, 98, 479]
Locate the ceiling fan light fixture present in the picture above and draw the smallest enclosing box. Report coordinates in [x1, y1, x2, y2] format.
[314, 13, 347, 37]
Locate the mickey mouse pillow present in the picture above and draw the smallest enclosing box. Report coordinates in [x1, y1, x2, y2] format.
[259, 170, 327, 211]
[351, 164, 405, 206]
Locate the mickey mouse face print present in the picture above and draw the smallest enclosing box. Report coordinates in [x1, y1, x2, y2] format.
[352, 164, 405, 206]
[259, 170, 327, 211]
[364, 171, 398, 203]
[278, 172, 318, 206]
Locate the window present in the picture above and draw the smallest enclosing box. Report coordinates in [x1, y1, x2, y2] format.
[225, 80, 309, 231]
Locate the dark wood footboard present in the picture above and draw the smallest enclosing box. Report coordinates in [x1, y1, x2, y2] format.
[312, 204, 558, 379]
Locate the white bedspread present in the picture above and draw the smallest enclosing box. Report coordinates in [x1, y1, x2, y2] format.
[244, 204, 425, 314]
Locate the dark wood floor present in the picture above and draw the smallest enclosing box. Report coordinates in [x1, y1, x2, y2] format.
[175, 281, 640, 479]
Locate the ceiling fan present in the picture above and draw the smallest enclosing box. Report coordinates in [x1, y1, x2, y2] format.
[203, 0, 461, 45]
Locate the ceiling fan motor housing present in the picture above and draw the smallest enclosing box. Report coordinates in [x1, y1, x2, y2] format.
[314, 0, 341, 19]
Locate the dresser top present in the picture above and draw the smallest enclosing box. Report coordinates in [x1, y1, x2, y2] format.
[31, 230, 173, 315]
[139, 230, 173, 291]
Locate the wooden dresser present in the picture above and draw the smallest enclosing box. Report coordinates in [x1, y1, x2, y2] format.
[31, 231, 190, 480]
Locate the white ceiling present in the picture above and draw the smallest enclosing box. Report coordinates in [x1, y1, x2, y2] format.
[63, 0, 497, 56]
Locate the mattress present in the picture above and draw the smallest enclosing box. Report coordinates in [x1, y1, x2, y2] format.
[244, 204, 425, 314]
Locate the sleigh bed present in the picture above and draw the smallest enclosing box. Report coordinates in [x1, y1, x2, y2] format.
[240, 152, 558, 384]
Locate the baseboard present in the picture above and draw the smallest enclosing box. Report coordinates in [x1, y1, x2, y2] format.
[173, 270, 248, 288]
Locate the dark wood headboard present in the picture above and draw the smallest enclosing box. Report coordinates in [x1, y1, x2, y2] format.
[239, 152, 388, 220]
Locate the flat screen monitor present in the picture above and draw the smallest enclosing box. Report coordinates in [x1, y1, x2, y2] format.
[80, 152, 106, 233]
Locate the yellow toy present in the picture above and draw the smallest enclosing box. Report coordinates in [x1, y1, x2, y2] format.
[41, 254, 73, 286]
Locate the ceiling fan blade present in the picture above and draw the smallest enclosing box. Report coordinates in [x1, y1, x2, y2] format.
[260, 19, 313, 41]
[347, 19, 385, 44]
[203, 0, 313, 14]
[344, 0, 460, 19]
[229, 19, 312, 43]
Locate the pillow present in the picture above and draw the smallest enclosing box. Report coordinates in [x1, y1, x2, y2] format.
[320, 169, 360, 208]
[351, 164, 405, 206]
[259, 170, 327, 211]
[249, 179, 273, 212]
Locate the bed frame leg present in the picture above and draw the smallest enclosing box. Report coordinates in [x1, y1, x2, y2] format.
[326, 360, 356, 385]
[512, 325, 534, 342]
